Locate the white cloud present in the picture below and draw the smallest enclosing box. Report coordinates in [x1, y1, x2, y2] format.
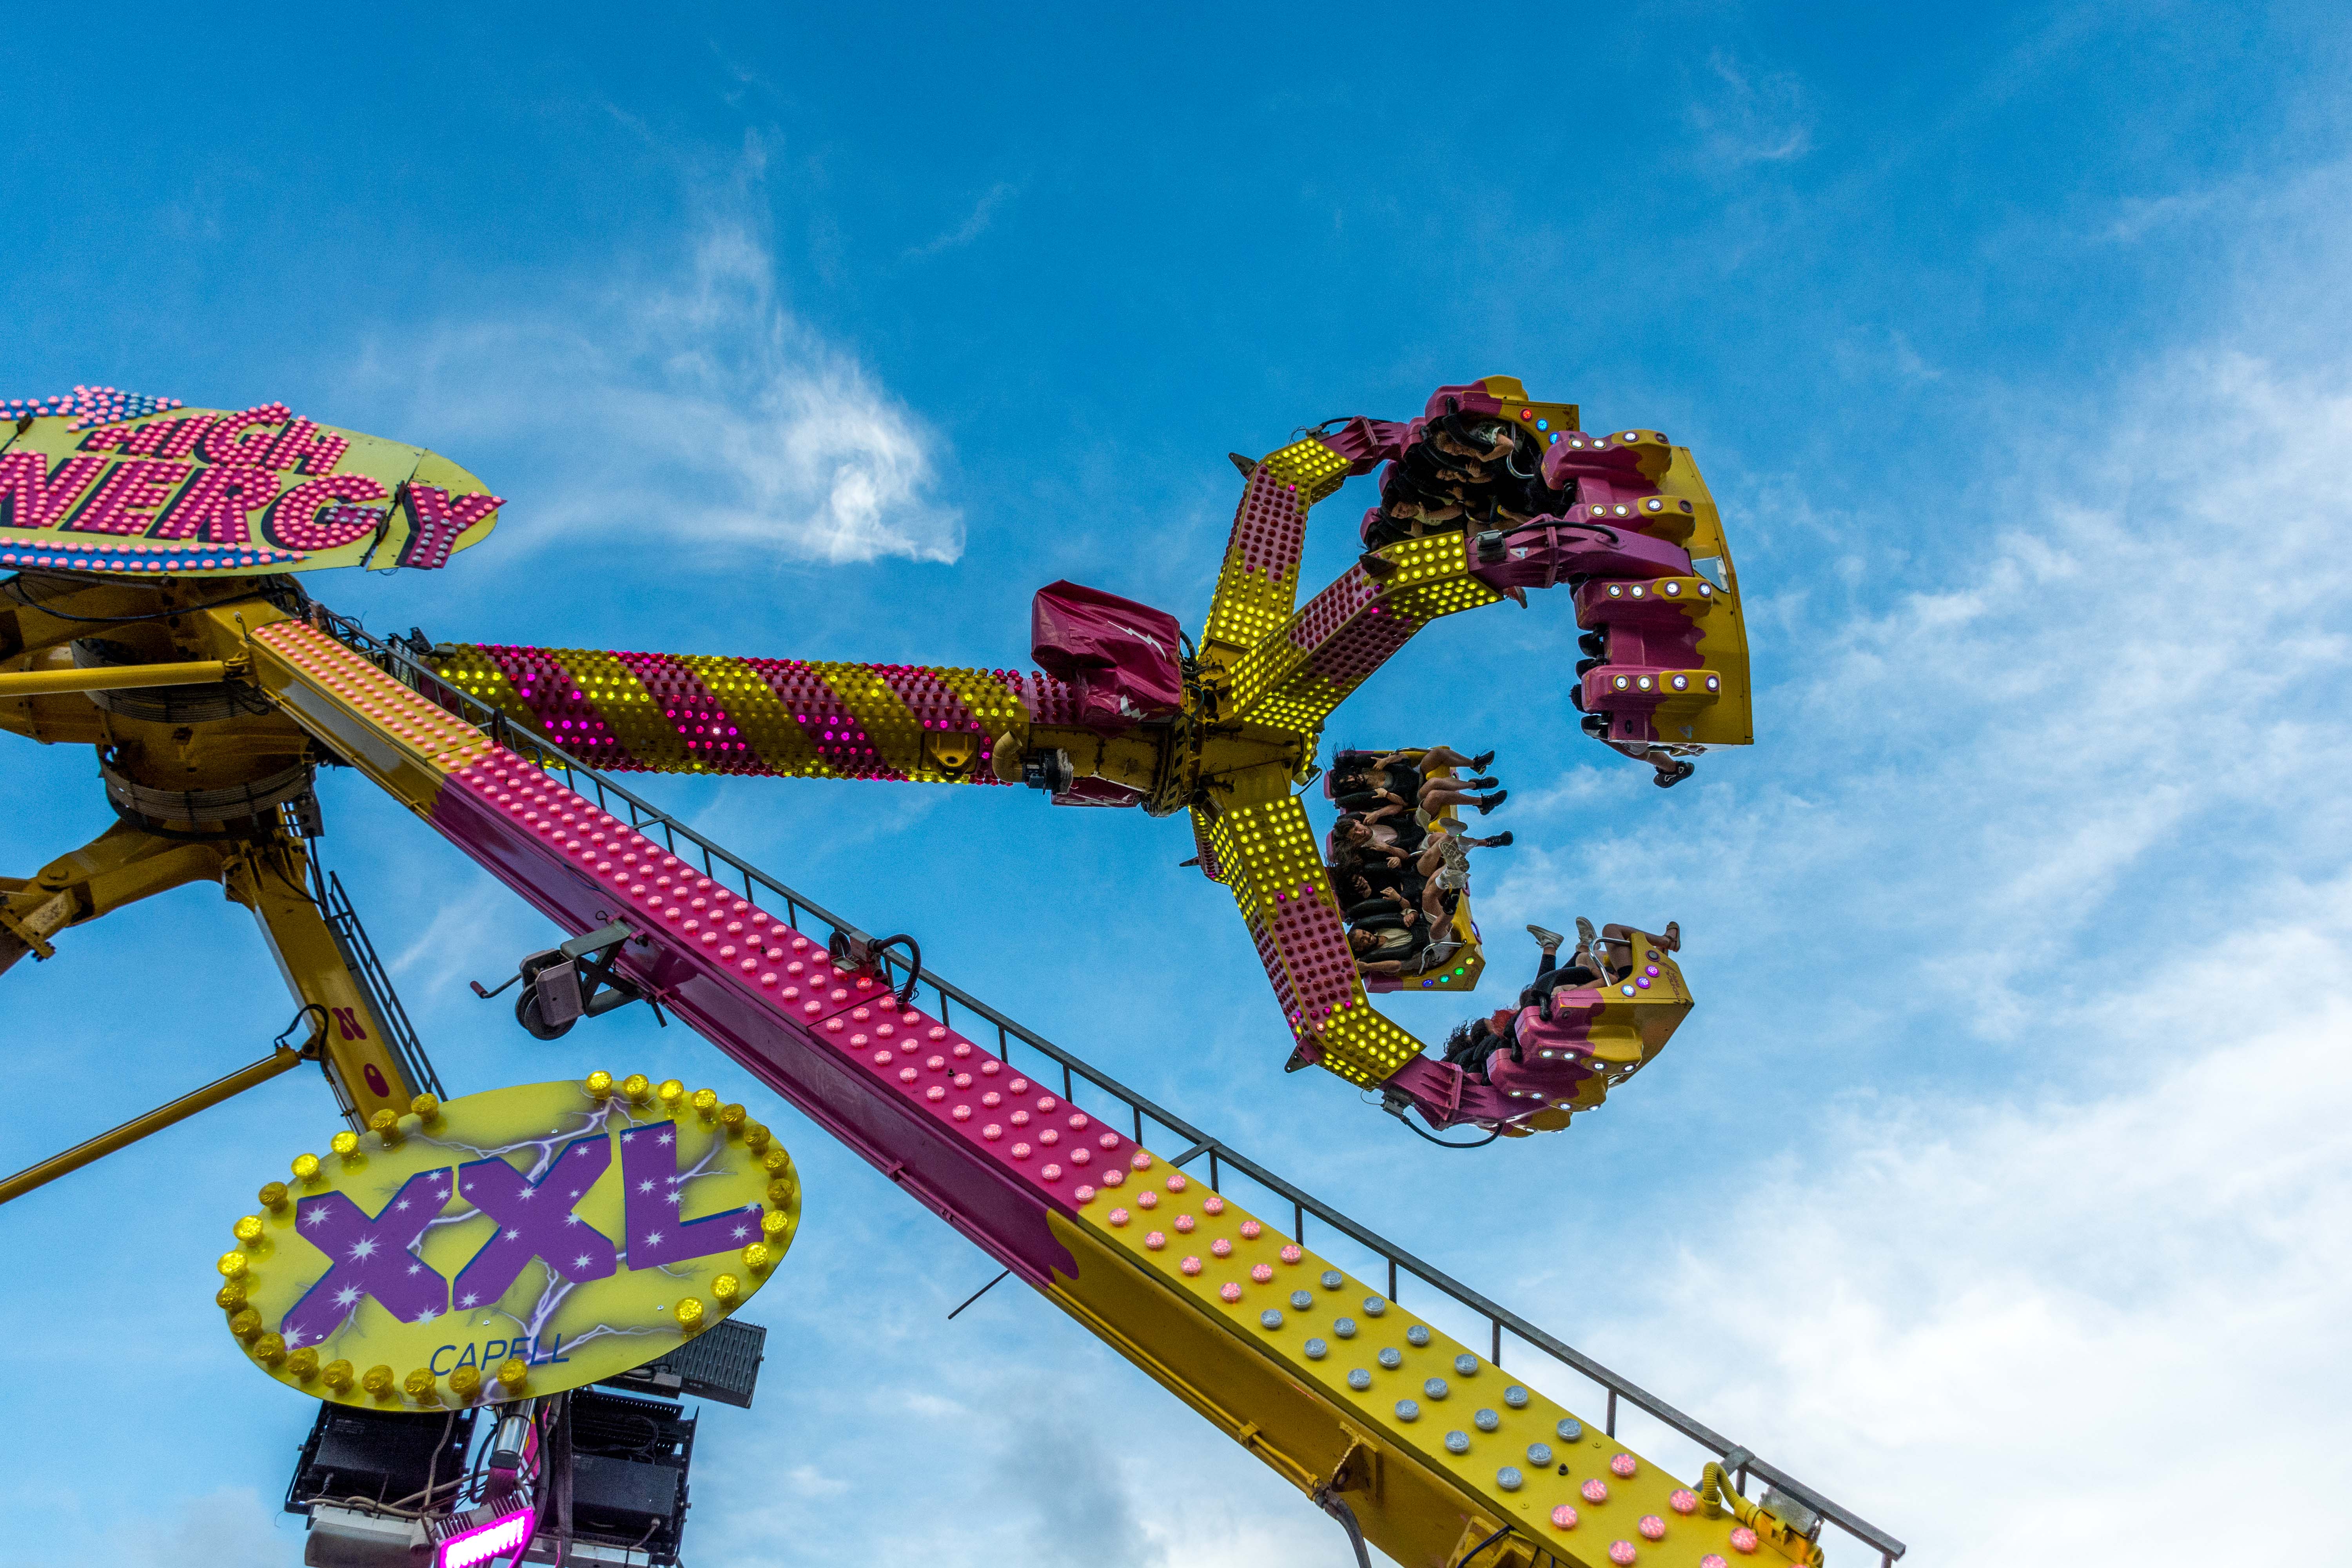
[1465, 321, 2352, 1564]
[1581, 895, 2352, 1565]
[359, 183, 961, 569]
[784, 1463, 851, 1498]
[101, 1488, 290, 1568]
[906, 181, 1019, 259]
[1689, 51, 1815, 167]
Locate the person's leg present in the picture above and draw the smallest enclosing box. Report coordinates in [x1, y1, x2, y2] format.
[1419, 779, 1507, 817]
[1416, 745, 1475, 772]
[1417, 781, 1479, 814]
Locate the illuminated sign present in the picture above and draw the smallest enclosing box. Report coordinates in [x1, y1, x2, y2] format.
[0, 385, 501, 579]
[215, 1074, 799, 1410]
[437, 1507, 535, 1568]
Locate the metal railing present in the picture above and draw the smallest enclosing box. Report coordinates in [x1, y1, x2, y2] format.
[303, 604, 1907, 1566]
[312, 861, 445, 1100]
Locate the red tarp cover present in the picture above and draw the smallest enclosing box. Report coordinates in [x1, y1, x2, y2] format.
[1029, 581, 1185, 734]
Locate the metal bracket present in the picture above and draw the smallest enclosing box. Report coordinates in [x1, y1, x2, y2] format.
[0, 897, 64, 962]
[828, 929, 923, 1007]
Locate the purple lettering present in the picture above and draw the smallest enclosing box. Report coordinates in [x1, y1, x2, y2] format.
[619, 1122, 765, 1270]
[277, 1169, 454, 1348]
[451, 1136, 617, 1307]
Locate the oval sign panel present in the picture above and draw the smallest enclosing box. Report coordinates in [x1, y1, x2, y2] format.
[0, 386, 501, 579]
[214, 1074, 799, 1410]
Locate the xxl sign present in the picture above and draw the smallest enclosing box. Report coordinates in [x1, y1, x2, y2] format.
[215, 1076, 797, 1410]
[0, 387, 502, 579]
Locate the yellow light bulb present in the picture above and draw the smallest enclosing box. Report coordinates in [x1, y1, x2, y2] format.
[215, 1281, 249, 1311]
[409, 1094, 441, 1125]
[675, 1297, 705, 1331]
[232, 1215, 265, 1245]
[286, 1348, 320, 1383]
[403, 1369, 441, 1405]
[368, 1109, 402, 1147]
[216, 1252, 250, 1280]
[657, 1079, 686, 1108]
[621, 1074, 651, 1104]
[228, 1308, 262, 1341]
[495, 1357, 529, 1393]
[258, 1181, 290, 1214]
[361, 1364, 396, 1396]
[711, 1273, 742, 1304]
[766, 1180, 794, 1208]
[740, 1242, 772, 1274]
[253, 1332, 288, 1367]
[690, 1088, 719, 1120]
[742, 1121, 769, 1151]
[291, 1153, 321, 1182]
[330, 1131, 360, 1159]
[760, 1210, 791, 1241]
[760, 1149, 791, 1174]
[321, 1359, 354, 1393]
[585, 1071, 614, 1100]
[448, 1365, 483, 1402]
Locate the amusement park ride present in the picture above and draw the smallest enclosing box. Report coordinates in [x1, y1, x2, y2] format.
[0, 378, 1902, 1567]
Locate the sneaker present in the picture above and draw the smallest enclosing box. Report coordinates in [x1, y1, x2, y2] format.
[1476, 789, 1508, 815]
[1470, 750, 1495, 771]
[1575, 916, 1598, 949]
[1526, 924, 1564, 949]
[1485, 831, 1514, 847]
[1465, 777, 1499, 790]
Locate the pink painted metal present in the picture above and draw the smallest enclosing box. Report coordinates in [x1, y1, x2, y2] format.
[1029, 580, 1185, 733]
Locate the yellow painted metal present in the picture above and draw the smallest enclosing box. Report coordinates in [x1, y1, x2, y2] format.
[1035, 1151, 1815, 1568]
[220, 1076, 798, 1411]
[0, 1044, 305, 1206]
[0, 819, 230, 976]
[0, 406, 501, 579]
[0, 657, 229, 697]
[1196, 795, 1424, 1084]
[422, 644, 1036, 786]
[1199, 438, 1352, 663]
[221, 835, 419, 1127]
[227, 607, 495, 809]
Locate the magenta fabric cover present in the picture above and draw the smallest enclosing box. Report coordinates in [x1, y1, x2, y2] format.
[1029, 581, 1186, 734]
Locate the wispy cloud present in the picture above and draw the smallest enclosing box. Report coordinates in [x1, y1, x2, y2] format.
[1470, 293, 2352, 1564]
[906, 181, 1019, 260]
[102, 1487, 289, 1568]
[1689, 51, 1815, 166]
[357, 171, 962, 568]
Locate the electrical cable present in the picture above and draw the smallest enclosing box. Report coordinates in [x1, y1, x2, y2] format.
[1395, 1114, 1501, 1150]
[1456, 1523, 1519, 1566]
[1, 576, 275, 625]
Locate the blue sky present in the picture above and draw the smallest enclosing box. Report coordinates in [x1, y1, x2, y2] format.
[5, 4, 2351, 1564]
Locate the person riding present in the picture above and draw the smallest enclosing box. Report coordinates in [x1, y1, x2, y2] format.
[1436, 923, 1604, 1082]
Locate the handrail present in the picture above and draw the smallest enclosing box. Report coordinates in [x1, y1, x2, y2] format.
[305, 604, 1906, 1565]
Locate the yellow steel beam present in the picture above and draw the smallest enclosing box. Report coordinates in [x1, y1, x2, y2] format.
[221, 838, 419, 1129]
[0, 821, 230, 978]
[0, 658, 231, 697]
[0, 1044, 305, 1206]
